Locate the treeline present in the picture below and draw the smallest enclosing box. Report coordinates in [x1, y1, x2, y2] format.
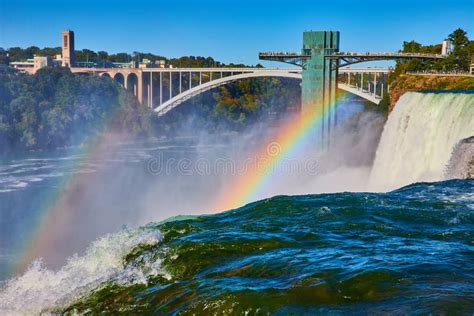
[392, 28, 474, 75]
[0, 68, 150, 152]
[0, 47, 257, 68]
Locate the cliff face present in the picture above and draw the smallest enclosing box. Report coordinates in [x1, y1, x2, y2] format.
[388, 75, 474, 112]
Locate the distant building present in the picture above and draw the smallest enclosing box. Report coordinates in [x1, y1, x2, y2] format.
[139, 58, 152, 69]
[33, 56, 52, 71]
[441, 39, 452, 56]
[9, 29, 76, 74]
[62, 30, 75, 67]
[139, 58, 168, 69]
[10, 59, 35, 74]
[11, 56, 53, 74]
[470, 57, 474, 75]
[156, 60, 166, 68]
[113, 61, 135, 68]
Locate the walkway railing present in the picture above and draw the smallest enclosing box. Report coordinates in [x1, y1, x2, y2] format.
[406, 71, 473, 77]
[329, 52, 445, 59]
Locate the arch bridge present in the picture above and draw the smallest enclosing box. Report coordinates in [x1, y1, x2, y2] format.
[71, 66, 389, 116]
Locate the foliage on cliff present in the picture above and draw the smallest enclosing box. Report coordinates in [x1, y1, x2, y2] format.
[387, 74, 474, 112]
[213, 78, 299, 125]
[151, 77, 300, 135]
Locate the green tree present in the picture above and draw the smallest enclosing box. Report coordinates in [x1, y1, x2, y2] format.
[446, 28, 470, 71]
[402, 41, 422, 53]
[394, 28, 472, 73]
[108, 53, 132, 63]
[97, 51, 109, 64]
[449, 28, 469, 48]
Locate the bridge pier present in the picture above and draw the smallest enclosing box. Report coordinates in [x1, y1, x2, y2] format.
[374, 73, 377, 95]
[159, 72, 163, 105]
[169, 72, 172, 100]
[301, 31, 340, 148]
[150, 72, 153, 108]
[137, 78, 143, 103]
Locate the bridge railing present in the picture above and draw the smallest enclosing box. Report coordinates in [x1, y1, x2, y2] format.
[406, 70, 473, 76]
[141, 67, 304, 73]
[259, 52, 310, 57]
[329, 52, 445, 59]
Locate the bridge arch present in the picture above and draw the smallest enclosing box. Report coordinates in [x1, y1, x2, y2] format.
[126, 73, 139, 96]
[153, 71, 302, 116]
[114, 73, 125, 87]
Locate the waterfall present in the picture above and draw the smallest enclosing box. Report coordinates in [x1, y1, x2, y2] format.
[369, 92, 474, 191]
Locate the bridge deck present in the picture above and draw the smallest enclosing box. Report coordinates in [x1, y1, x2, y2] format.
[259, 52, 445, 59]
[259, 51, 445, 68]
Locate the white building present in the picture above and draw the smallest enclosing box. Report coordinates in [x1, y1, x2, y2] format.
[11, 56, 53, 74]
[441, 40, 452, 56]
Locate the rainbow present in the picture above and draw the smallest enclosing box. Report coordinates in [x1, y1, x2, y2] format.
[9, 88, 348, 278]
[9, 99, 131, 278]
[213, 93, 347, 212]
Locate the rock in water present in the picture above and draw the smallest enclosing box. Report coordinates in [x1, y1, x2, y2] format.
[445, 136, 474, 179]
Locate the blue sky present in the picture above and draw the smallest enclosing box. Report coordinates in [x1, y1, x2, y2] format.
[0, 0, 473, 66]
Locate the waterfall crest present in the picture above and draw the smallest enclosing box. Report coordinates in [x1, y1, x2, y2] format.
[369, 92, 474, 191]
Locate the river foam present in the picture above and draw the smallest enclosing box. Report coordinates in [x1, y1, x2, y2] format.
[0, 228, 164, 315]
